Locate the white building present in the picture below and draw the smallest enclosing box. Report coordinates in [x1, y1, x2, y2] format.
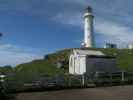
[82, 6, 95, 48]
[128, 44, 133, 49]
[104, 43, 117, 49]
[69, 49, 118, 75]
[69, 49, 104, 75]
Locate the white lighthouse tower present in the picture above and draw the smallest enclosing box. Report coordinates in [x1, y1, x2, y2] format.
[82, 6, 95, 48]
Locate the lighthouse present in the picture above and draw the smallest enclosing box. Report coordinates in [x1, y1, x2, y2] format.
[81, 6, 95, 48]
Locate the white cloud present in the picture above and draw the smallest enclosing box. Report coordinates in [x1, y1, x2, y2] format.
[53, 12, 83, 27]
[95, 19, 133, 46]
[0, 44, 43, 66]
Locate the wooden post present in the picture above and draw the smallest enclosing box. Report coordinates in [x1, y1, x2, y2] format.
[121, 71, 125, 85]
[68, 74, 71, 87]
[122, 71, 125, 81]
[110, 73, 112, 86]
[82, 74, 85, 87]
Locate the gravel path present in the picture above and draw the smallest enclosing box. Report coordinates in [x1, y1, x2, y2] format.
[16, 86, 133, 100]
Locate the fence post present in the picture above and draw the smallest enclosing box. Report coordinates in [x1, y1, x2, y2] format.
[110, 73, 112, 86]
[81, 74, 85, 87]
[121, 71, 125, 84]
[68, 75, 71, 87]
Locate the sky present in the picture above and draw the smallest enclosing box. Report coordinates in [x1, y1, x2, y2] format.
[0, 0, 133, 66]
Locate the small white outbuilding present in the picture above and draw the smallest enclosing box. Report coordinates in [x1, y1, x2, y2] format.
[128, 44, 133, 49]
[69, 49, 104, 75]
[69, 49, 118, 75]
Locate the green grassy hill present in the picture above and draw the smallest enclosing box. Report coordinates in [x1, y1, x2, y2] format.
[14, 48, 133, 81]
[1, 48, 133, 86]
[31, 48, 133, 72]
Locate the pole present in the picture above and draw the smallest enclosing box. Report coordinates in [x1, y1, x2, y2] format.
[110, 73, 112, 86]
[82, 74, 85, 87]
[68, 74, 71, 87]
[121, 71, 125, 85]
[122, 71, 125, 81]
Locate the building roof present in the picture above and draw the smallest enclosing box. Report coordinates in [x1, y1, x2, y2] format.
[72, 49, 105, 56]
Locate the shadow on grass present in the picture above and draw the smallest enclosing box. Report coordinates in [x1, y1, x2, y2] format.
[0, 91, 16, 100]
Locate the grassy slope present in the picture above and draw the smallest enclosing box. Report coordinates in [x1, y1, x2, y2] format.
[1, 48, 133, 85]
[98, 48, 133, 71]
[38, 48, 133, 72]
[15, 48, 133, 74]
[41, 48, 133, 71]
